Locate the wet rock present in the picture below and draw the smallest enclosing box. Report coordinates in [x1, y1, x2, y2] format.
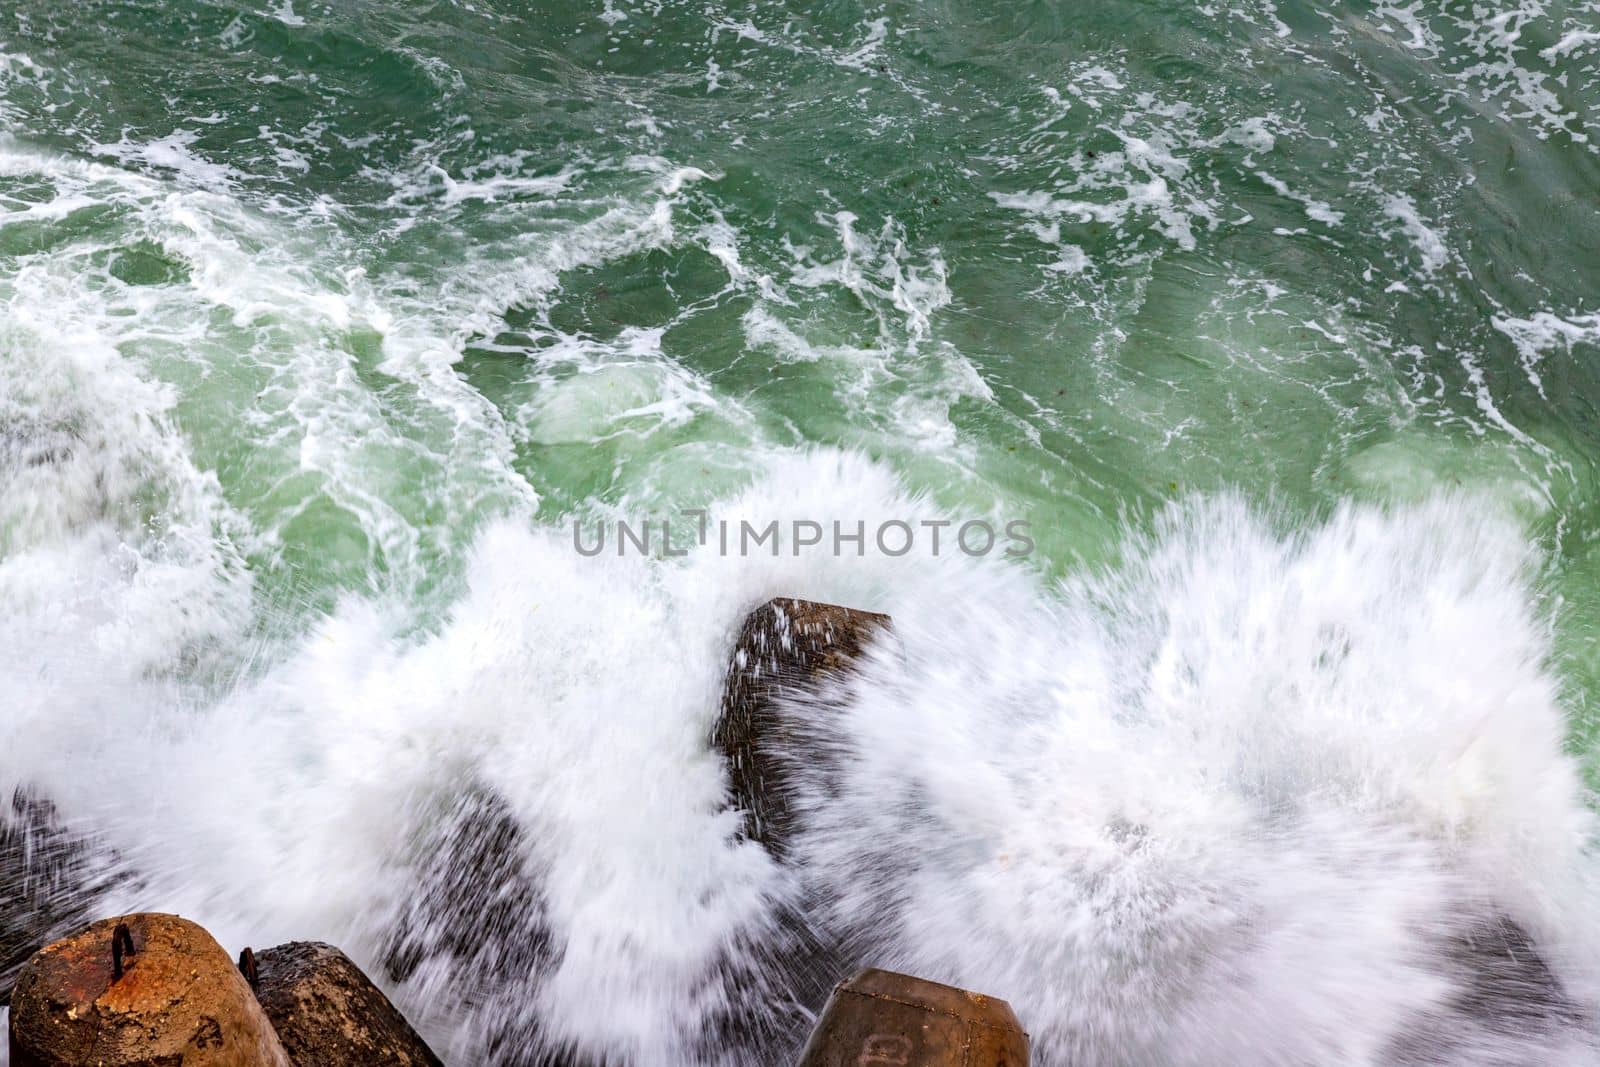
[714, 597, 891, 858]
[696, 599, 896, 1063]
[252, 941, 443, 1067]
[374, 602, 902, 1067]
[0, 423, 75, 470]
[385, 783, 824, 1065]
[379, 786, 599, 1066]
[380, 785, 554, 992]
[797, 968, 1029, 1066]
[1, 789, 131, 1007]
[8, 912, 291, 1067]
[1387, 912, 1586, 1064]
[682, 898, 845, 1067]
[1446, 913, 1576, 1028]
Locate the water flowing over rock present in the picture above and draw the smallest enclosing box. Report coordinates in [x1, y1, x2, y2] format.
[1, 790, 129, 1007]
[696, 597, 896, 1063]
[380, 786, 554, 991]
[1387, 914, 1586, 1065]
[714, 597, 891, 858]
[252, 941, 444, 1067]
[377, 785, 600, 1065]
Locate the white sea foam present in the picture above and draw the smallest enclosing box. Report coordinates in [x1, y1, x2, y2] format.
[1494, 309, 1600, 398]
[1257, 170, 1345, 226]
[6, 441, 1597, 1064]
[790, 494, 1600, 1065]
[989, 63, 1247, 268]
[89, 129, 243, 191]
[271, 0, 306, 28]
[1542, 30, 1600, 62]
[1382, 192, 1450, 276]
[0, 138, 540, 609]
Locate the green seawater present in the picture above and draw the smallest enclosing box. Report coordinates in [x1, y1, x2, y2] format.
[1, 3, 1598, 690]
[20, 7, 1600, 687]
[6, 3, 1600, 563]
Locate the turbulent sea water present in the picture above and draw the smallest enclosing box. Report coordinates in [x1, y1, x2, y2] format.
[5, 0, 1600, 1063]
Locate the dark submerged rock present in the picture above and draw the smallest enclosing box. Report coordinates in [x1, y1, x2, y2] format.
[2, 789, 130, 1007]
[380, 786, 554, 991]
[1387, 912, 1588, 1064]
[695, 598, 896, 1064]
[253, 941, 444, 1067]
[1447, 913, 1577, 1029]
[378, 786, 605, 1066]
[0, 423, 75, 470]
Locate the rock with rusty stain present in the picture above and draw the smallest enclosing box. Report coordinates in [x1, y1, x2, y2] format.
[7, 912, 291, 1067]
[797, 968, 1029, 1067]
[252, 941, 443, 1067]
[714, 597, 891, 858]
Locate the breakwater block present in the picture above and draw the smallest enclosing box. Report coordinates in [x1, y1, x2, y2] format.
[251, 940, 443, 1067]
[715, 597, 890, 857]
[797, 969, 1029, 1067]
[7, 912, 291, 1067]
